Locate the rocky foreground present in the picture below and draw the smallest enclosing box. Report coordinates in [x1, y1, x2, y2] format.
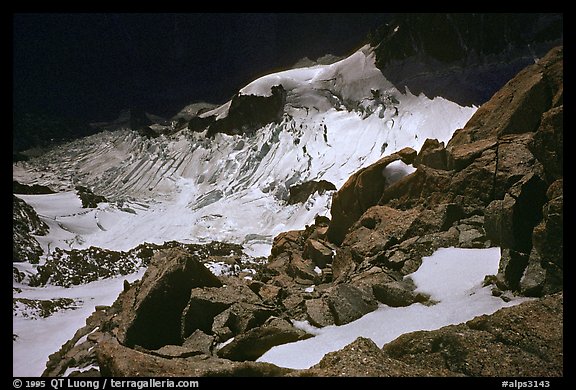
[42, 46, 563, 377]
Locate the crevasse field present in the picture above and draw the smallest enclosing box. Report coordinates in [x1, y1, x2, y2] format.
[13, 45, 524, 376]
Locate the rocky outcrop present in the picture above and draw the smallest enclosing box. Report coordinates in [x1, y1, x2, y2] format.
[326, 147, 417, 245]
[216, 317, 311, 361]
[13, 180, 55, 194]
[325, 45, 563, 297]
[287, 180, 336, 205]
[43, 243, 310, 376]
[29, 241, 243, 288]
[369, 13, 562, 107]
[206, 85, 287, 137]
[75, 186, 108, 208]
[292, 337, 448, 377]
[13, 195, 49, 264]
[116, 248, 222, 349]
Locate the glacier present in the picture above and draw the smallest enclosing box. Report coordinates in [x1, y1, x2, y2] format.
[13, 45, 478, 376]
[13, 45, 476, 256]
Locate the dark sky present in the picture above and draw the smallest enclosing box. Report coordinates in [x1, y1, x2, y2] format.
[13, 13, 392, 123]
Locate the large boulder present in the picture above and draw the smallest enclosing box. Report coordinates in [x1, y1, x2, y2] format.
[324, 284, 378, 325]
[180, 281, 270, 341]
[327, 147, 417, 245]
[116, 248, 222, 350]
[413, 138, 447, 170]
[484, 173, 548, 254]
[216, 317, 311, 361]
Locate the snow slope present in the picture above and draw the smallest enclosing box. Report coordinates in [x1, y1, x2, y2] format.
[257, 247, 529, 369]
[13, 45, 476, 256]
[13, 45, 477, 376]
[13, 270, 146, 376]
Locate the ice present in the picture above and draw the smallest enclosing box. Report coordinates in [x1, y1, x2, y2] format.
[257, 247, 529, 369]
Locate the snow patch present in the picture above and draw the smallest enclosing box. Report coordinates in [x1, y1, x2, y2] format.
[257, 247, 529, 369]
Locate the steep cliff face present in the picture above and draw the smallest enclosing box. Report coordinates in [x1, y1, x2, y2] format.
[326, 45, 563, 297]
[369, 13, 563, 106]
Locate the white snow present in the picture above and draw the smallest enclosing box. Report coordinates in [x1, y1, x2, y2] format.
[257, 247, 529, 369]
[13, 270, 145, 377]
[13, 45, 478, 376]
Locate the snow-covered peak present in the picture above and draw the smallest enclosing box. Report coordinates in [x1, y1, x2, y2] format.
[238, 45, 393, 110]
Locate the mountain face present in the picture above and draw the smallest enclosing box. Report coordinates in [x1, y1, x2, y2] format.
[13, 14, 562, 378]
[13, 45, 475, 257]
[369, 13, 563, 106]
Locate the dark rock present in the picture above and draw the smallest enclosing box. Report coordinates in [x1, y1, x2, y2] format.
[446, 137, 497, 172]
[75, 186, 108, 208]
[484, 173, 548, 253]
[520, 179, 563, 296]
[369, 14, 562, 107]
[287, 180, 336, 205]
[211, 302, 276, 342]
[13, 195, 48, 263]
[182, 330, 215, 356]
[251, 283, 284, 305]
[379, 165, 454, 210]
[497, 249, 530, 291]
[117, 248, 222, 350]
[13, 297, 79, 319]
[13, 267, 25, 283]
[343, 206, 420, 261]
[207, 85, 287, 137]
[150, 345, 204, 359]
[531, 106, 563, 180]
[216, 317, 311, 361]
[519, 252, 547, 297]
[414, 138, 447, 170]
[331, 247, 356, 282]
[404, 203, 463, 239]
[13, 180, 56, 194]
[455, 220, 487, 249]
[181, 283, 262, 340]
[447, 147, 497, 212]
[372, 280, 428, 307]
[302, 239, 334, 268]
[30, 246, 140, 287]
[305, 298, 335, 327]
[447, 46, 562, 147]
[325, 284, 378, 325]
[30, 240, 240, 287]
[270, 230, 305, 256]
[286, 252, 319, 283]
[96, 337, 293, 377]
